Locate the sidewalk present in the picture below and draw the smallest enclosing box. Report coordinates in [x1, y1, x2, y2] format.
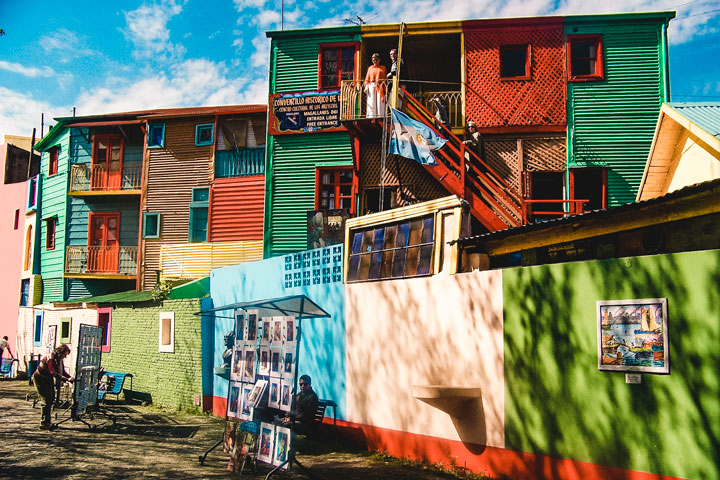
[0, 379, 476, 479]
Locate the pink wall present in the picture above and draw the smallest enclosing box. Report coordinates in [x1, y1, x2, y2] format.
[0, 145, 28, 356]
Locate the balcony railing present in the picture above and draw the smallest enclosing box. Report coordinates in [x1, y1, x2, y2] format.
[521, 199, 590, 224]
[339, 80, 463, 129]
[69, 163, 142, 193]
[65, 246, 137, 275]
[215, 147, 265, 178]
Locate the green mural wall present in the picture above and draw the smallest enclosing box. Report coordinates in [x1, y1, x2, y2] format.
[503, 249, 719, 479]
[101, 299, 204, 412]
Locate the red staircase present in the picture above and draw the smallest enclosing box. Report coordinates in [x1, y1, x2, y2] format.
[400, 88, 522, 231]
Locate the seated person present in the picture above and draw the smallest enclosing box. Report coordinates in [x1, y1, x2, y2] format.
[284, 374, 318, 435]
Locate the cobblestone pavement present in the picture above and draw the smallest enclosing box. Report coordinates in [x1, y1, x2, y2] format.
[0, 379, 468, 480]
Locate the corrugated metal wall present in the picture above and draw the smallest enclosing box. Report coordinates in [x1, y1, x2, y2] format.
[159, 241, 263, 280]
[567, 20, 667, 207]
[143, 117, 213, 290]
[271, 30, 361, 93]
[209, 176, 265, 242]
[267, 133, 353, 256]
[40, 129, 70, 301]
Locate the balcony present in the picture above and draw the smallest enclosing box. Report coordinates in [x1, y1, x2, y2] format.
[65, 246, 137, 277]
[215, 147, 265, 178]
[69, 163, 142, 194]
[339, 80, 463, 129]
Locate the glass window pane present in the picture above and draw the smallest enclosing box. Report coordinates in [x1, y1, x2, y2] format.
[339, 171, 353, 183]
[347, 255, 360, 282]
[391, 248, 407, 278]
[396, 222, 409, 248]
[421, 217, 434, 244]
[408, 219, 423, 246]
[361, 230, 373, 253]
[193, 188, 209, 202]
[357, 253, 371, 281]
[340, 184, 351, 196]
[380, 250, 394, 278]
[372, 227, 385, 251]
[341, 47, 355, 80]
[405, 246, 420, 276]
[417, 244, 433, 275]
[351, 232, 363, 254]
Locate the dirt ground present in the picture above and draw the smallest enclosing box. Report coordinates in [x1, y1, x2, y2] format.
[0, 379, 480, 480]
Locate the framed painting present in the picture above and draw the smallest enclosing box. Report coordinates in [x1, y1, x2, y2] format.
[248, 379, 268, 408]
[280, 380, 292, 412]
[272, 425, 291, 469]
[246, 312, 258, 343]
[282, 348, 294, 380]
[230, 346, 243, 382]
[234, 310, 245, 345]
[597, 298, 669, 374]
[268, 377, 281, 409]
[258, 347, 270, 376]
[242, 346, 256, 383]
[258, 422, 275, 464]
[227, 381, 242, 419]
[284, 317, 296, 346]
[270, 350, 281, 378]
[261, 319, 271, 346]
[240, 383, 254, 421]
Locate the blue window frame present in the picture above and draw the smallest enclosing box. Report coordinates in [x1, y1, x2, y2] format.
[195, 123, 214, 146]
[147, 123, 165, 148]
[33, 311, 43, 346]
[143, 212, 161, 238]
[26, 174, 40, 211]
[189, 187, 209, 243]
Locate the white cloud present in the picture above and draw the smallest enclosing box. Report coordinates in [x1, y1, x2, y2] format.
[251, 35, 270, 69]
[123, 0, 187, 61]
[255, 9, 281, 28]
[39, 28, 96, 62]
[233, 0, 268, 11]
[0, 61, 55, 78]
[0, 88, 69, 139]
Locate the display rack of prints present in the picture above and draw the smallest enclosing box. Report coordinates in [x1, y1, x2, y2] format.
[74, 325, 103, 413]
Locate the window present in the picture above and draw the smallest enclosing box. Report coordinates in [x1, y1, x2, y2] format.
[147, 123, 165, 148]
[20, 279, 30, 307]
[346, 215, 435, 282]
[500, 44, 531, 79]
[316, 168, 355, 213]
[524, 171, 565, 223]
[45, 217, 56, 250]
[363, 187, 398, 214]
[97, 307, 111, 353]
[567, 35, 603, 81]
[319, 43, 356, 89]
[159, 312, 174, 353]
[189, 187, 209, 243]
[27, 174, 39, 211]
[143, 212, 161, 238]
[48, 146, 59, 176]
[60, 317, 72, 343]
[14, 209, 19, 230]
[570, 167, 607, 212]
[33, 311, 43, 346]
[24, 225, 32, 270]
[195, 123, 214, 146]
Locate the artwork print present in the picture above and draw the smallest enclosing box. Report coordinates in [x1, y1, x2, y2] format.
[284, 318, 295, 344]
[227, 382, 242, 419]
[230, 346, 243, 381]
[258, 347, 270, 376]
[282, 349, 294, 380]
[240, 383, 254, 421]
[268, 378, 281, 409]
[247, 313, 257, 343]
[234, 310, 245, 344]
[272, 320, 282, 343]
[270, 350, 281, 377]
[280, 380, 292, 412]
[242, 347, 256, 383]
[598, 298, 669, 374]
[248, 379, 268, 407]
[273, 426, 291, 469]
[261, 319, 271, 345]
[258, 422, 275, 464]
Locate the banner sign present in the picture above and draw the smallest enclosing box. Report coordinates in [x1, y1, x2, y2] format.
[269, 90, 345, 135]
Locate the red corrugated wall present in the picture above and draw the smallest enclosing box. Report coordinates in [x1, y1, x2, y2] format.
[208, 176, 265, 242]
[464, 20, 566, 128]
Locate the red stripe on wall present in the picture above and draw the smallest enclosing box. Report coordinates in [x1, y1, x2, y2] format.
[207, 396, 687, 480]
[208, 175, 265, 242]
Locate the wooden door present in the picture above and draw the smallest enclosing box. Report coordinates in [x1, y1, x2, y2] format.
[92, 135, 123, 190]
[88, 212, 120, 273]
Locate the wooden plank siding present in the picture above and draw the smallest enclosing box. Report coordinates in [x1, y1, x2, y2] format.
[39, 128, 71, 302]
[566, 18, 670, 207]
[70, 126, 144, 166]
[209, 176, 265, 242]
[67, 196, 140, 246]
[141, 117, 214, 290]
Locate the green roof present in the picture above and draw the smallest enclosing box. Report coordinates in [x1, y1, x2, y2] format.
[33, 122, 67, 152]
[54, 277, 209, 305]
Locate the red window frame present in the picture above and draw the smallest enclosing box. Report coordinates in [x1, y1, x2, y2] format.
[48, 146, 59, 176]
[315, 166, 357, 214]
[567, 34, 604, 82]
[499, 44, 531, 80]
[45, 218, 56, 250]
[97, 307, 112, 353]
[318, 42, 358, 90]
[569, 167, 607, 211]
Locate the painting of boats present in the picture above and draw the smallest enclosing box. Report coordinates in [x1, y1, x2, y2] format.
[597, 298, 669, 374]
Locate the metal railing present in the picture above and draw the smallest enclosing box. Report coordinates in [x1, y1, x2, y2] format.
[521, 199, 590, 224]
[69, 164, 142, 192]
[65, 246, 137, 275]
[339, 80, 392, 121]
[215, 147, 265, 178]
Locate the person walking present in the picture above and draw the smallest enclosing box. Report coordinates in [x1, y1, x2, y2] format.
[32, 344, 73, 430]
[0, 335, 13, 360]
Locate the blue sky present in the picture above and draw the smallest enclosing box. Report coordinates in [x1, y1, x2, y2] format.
[1, 0, 719, 140]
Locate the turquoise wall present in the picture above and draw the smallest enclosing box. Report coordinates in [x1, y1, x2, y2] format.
[209, 244, 346, 417]
[67, 196, 140, 246]
[503, 249, 719, 479]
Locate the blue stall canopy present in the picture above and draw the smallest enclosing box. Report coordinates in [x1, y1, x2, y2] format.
[197, 294, 330, 319]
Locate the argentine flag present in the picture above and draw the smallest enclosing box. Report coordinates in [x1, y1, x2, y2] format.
[389, 108, 447, 165]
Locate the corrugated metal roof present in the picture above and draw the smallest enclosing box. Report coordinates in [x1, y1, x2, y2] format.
[54, 105, 266, 124]
[456, 177, 720, 244]
[53, 277, 209, 304]
[668, 102, 720, 140]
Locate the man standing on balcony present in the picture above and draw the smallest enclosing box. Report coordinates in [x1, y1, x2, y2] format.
[387, 48, 409, 100]
[364, 53, 387, 117]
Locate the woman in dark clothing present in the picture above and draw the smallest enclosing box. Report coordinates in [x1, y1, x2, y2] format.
[32, 344, 73, 429]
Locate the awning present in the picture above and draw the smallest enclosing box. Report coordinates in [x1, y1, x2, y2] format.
[197, 294, 330, 319]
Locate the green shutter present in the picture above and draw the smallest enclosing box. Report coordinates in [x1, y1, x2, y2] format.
[567, 19, 669, 207]
[267, 133, 353, 256]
